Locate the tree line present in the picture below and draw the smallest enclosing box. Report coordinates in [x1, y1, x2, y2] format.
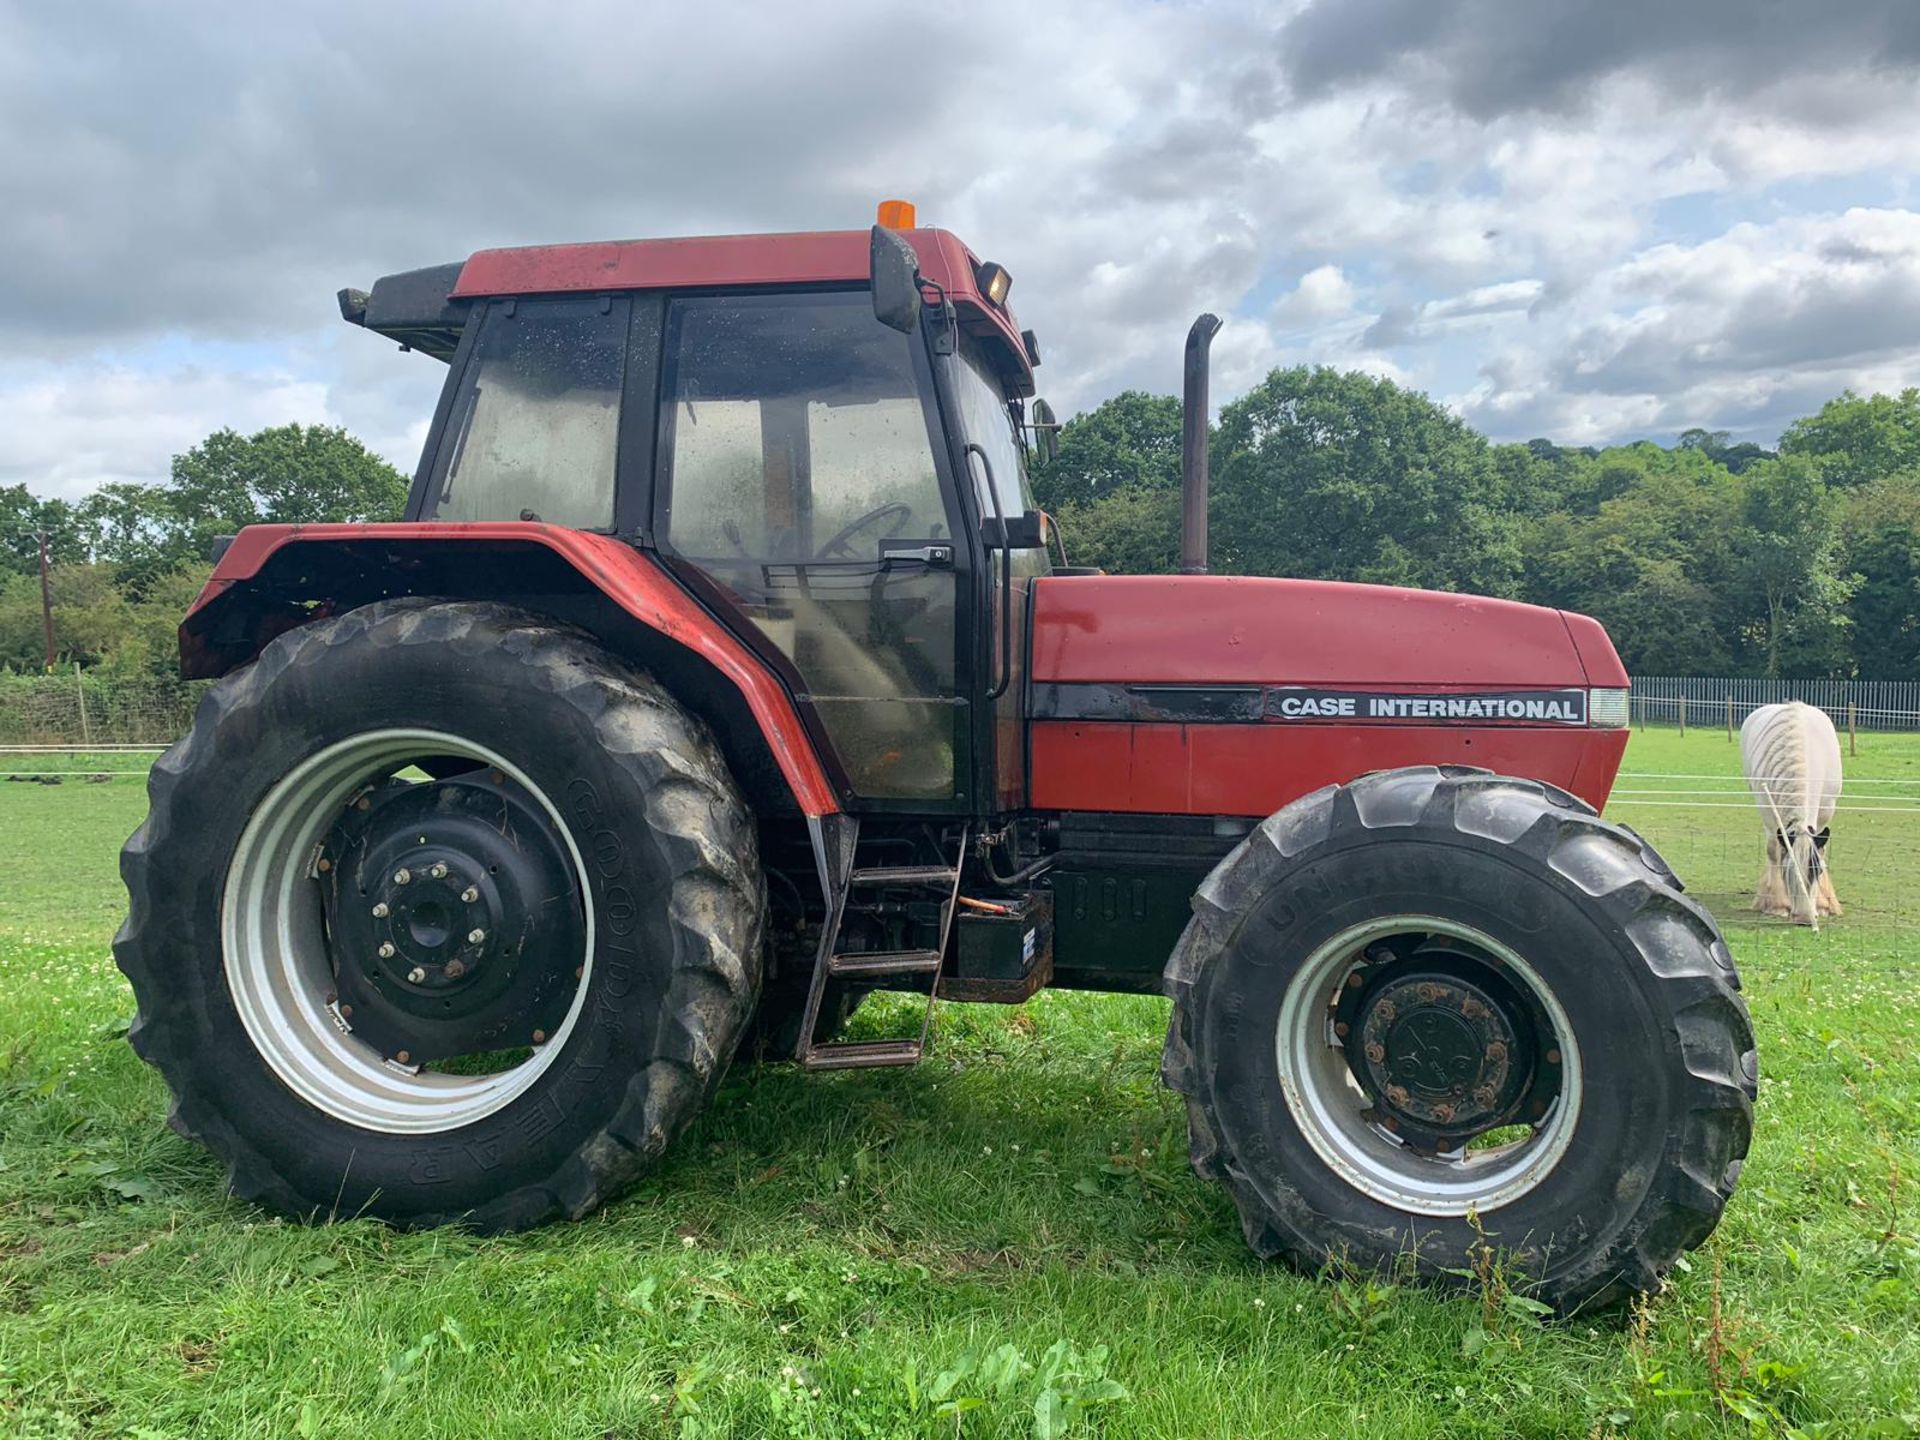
[1032, 377, 1920, 681]
[5, 380, 1920, 679]
[1, 424, 406, 675]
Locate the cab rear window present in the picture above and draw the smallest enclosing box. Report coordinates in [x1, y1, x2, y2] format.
[427, 296, 628, 529]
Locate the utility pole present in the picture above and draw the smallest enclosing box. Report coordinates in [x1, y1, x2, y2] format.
[37, 529, 55, 672]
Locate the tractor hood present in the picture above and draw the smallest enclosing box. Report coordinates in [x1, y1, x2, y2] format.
[1030, 574, 1624, 691]
[1025, 574, 1630, 818]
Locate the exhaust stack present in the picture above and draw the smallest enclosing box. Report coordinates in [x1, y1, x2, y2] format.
[1180, 313, 1222, 575]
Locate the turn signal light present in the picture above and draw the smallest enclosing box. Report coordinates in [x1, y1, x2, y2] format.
[876, 199, 917, 229]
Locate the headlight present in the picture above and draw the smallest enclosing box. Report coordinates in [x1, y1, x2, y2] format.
[976, 261, 1012, 306]
[1589, 688, 1629, 729]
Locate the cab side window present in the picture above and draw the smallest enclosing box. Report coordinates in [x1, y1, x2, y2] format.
[429, 296, 628, 529]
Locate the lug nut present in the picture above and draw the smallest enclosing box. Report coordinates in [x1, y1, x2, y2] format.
[407, 966, 426, 984]
[378, 942, 396, 959]
[429, 862, 448, 880]
[1364, 1042, 1386, 1064]
[1386, 1084, 1410, 1106]
[1433, 1102, 1456, 1124]
[461, 886, 479, 904]
[355, 796, 371, 811]
[393, 868, 411, 885]
[468, 928, 486, 945]
[372, 902, 390, 919]
[1473, 1085, 1497, 1108]
[1486, 1040, 1508, 1062]
[395, 1050, 411, 1065]
[445, 959, 467, 979]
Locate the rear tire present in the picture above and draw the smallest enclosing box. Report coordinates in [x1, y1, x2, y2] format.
[116, 599, 765, 1231]
[1162, 766, 1755, 1312]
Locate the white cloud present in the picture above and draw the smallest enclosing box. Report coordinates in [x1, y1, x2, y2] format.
[1452, 208, 1920, 442]
[1272, 265, 1358, 327]
[0, 346, 440, 501]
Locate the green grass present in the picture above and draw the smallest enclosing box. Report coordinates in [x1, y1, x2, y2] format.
[2, 732, 1918, 1438]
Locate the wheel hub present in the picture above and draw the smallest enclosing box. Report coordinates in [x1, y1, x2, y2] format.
[320, 772, 583, 1064]
[1335, 946, 1560, 1154]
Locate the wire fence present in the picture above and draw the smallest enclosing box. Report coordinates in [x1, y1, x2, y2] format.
[0, 672, 207, 747]
[1630, 675, 1920, 734]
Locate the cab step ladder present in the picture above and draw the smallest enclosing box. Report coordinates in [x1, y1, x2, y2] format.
[795, 818, 967, 1070]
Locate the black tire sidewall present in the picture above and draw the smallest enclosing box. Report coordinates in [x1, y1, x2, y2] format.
[1195, 830, 1675, 1280]
[130, 605, 750, 1221]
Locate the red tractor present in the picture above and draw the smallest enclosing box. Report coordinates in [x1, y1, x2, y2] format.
[117, 205, 1753, 1310]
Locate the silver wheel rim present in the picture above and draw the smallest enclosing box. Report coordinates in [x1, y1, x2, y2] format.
[221, 729, 594, 1134]
[1274, 915, 1583, 1215]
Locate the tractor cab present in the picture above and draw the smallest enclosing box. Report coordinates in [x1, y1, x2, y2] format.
[343, 205, 1051, 812]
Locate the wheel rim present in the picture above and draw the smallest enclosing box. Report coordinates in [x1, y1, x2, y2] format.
[1274, 915, 1583, 1215]
[221, 729, 595, 1134]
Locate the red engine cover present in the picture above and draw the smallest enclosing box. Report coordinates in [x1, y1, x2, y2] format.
[1028, 575, 1628, 818]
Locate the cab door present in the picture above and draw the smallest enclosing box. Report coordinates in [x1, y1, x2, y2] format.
[945, 336, 1049, 813]
[654, 290, 973, 809]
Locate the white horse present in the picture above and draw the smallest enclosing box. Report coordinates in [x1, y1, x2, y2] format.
[1739, 701, 1842, 926]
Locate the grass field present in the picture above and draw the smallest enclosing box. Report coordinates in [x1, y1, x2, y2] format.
[2, 729, 1918, 1438]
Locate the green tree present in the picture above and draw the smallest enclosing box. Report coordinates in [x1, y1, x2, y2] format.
[1519, 456, 1743, 673]
[1733, 455, 1855, 677]
[68, 424, 409, 586]
[1210, 367, 1520, 594]
[0, 485, 86, 577]
[1049, 485, 1181, 575]
[1029, 391, 1183, 511]
[1840, 475, 1920, 680]
[1778, 389, 1920, 488]
[161, 423, 410, 559]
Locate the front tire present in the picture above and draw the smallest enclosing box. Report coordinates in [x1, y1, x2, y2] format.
[1162, 766, 1755, 1312]
[116, 600, 765, 1231]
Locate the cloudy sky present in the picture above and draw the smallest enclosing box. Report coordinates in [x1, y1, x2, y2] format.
[4, 0, 1919, 501]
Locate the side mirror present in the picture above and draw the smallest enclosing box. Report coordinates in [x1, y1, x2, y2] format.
[870, 225, 921, 334]
[982, 511, 1047, 549]
[1031, 398, 1060, 465]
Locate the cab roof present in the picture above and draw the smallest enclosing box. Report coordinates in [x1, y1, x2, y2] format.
[454, 226, 1034, 394]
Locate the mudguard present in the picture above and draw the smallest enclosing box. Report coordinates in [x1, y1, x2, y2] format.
[179, 522, 839, 816]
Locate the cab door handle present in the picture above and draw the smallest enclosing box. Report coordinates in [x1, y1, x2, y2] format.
[880, 543, 954, 568]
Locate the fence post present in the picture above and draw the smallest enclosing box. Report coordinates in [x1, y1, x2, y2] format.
[1848, 701, 1857, 757]
[1678, 694, 1686, 738]
[1726, 695, 1733, 742]
[73, 662, 91, 748]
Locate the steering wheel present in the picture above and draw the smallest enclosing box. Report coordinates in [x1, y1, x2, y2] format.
[816, 502, 914, 560]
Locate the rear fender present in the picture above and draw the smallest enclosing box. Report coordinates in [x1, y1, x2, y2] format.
[180, 523, 840, 817]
